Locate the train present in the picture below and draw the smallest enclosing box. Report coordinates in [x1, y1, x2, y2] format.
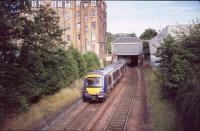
[82, 58, 127, 102]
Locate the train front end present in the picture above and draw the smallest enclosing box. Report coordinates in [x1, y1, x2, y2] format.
[82, 74, 106, 102]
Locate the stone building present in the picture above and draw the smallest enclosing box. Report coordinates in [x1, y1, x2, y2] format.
[30, 0, 107, 63]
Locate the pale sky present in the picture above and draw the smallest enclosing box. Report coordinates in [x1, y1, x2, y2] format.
[106, 1, 200, 36]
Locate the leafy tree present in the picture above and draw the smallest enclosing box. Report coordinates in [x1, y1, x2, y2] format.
[0, 0, 32, 122]
[0, 5, 79, 124]
[68, 46, 87, 77]
[127, 33, 137, 37]
[174, 20, 200, 131]
[140, 28, 157, 40]
[83, 52, 100, 71]
[106, 32, 114, 54]
[157, 19, 200, 131]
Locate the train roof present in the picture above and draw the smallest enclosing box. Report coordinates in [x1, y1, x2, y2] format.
[86, 59, 127, 76]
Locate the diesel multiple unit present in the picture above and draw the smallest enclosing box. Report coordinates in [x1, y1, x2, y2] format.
[82, 59, 127, 102]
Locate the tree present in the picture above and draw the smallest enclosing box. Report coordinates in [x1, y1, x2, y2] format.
[68, 46, 87, 77]
[106, 32, 114, 54]
[127, 33, 136, 37]
[0, 0, 32, 122]
[157, 19, 200, 131]
[139, 28, 157, 40]
[0, 5, 80, 123]
[140, 28, 157, 59]
[83, 52, 100, 71]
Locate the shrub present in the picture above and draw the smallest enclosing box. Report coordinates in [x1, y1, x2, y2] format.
[68, 46, 87, 77]
[83, 51, 100, 72]
[175, 81, 200, 131]
[157, 20, 200, 130]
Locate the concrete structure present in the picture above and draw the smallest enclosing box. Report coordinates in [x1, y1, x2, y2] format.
[112, 37, 143, 56]
[30, 0, 107, 63]
[111, 37, 143, 66]
[149, 24, 187, 67]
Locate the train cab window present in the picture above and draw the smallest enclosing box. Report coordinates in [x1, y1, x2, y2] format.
[85, 77, 102, 87]
[107, 75, 112, 87]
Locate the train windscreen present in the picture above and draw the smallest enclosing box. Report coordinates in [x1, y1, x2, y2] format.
[85, 77, 103, 87]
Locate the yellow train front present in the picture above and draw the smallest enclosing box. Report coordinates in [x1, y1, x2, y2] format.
[82, 59, 127, 102]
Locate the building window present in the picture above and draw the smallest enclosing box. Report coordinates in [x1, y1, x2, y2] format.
[76, 12, 80, 18]
[77, 23, 80, 30]
[91, 9, 96, 17]
[66, 35, 70, 41]
[85, 25, 88, 32]
[65, 1, 70, 8]
[57, 1, 62, 7]
[92, 32, 96, 40]
[66, 24, 70, 30]
[65, 13, 71, 19]
[76, 1, 80, 6]
[51, 1, 57, 8]
[83, 3, 87, 8]
[92, 22, 96, 29]
[31, 1, 37, 7]
[38, 1, 44, 7]
[77, 34, 81, 40]
[91, 0, 96, 6]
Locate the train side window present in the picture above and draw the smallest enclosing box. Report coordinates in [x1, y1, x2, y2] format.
[117, 70, 120, 77]
[120, 67, 122, 74]
[107, 75, 112, 87]
[112, 71, 117, 81]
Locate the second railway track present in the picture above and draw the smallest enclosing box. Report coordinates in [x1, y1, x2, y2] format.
[103, 68, 138, 131]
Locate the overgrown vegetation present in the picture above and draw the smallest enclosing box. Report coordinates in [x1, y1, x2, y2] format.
[139, 28, 157, 40]
[140, 28, 158, 59]
[157, 20, 200, 131]
[0, 1, 100, 126]
[144, 68, 175, 131]
[83, 51, 101, 72]
[3, 79, 82, 130]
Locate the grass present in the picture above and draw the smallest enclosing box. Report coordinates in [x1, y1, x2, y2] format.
[144, 68, 176, 131]
[3, 79, 83, 130]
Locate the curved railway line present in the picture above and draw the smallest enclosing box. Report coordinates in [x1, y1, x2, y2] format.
[31, 67, 143, 131]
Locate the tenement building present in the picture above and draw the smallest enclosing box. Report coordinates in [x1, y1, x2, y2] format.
[30, 0, 107, 64]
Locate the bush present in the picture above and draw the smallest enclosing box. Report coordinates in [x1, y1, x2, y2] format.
[68, 46, 87, 77]
[83, 51, 100, 72]
[0, 6, 80, 124]
[175, 81, 200, 131]
[157, 20, 200, 130]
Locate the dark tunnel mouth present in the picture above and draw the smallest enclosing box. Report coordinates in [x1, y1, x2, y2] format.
[117, 55, 141, 67]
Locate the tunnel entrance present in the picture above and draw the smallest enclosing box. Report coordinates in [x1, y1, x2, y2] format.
[117, 55, 139, 67]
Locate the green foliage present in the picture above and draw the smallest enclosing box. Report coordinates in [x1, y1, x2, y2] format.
[175, 81, 200, 131]
[157, 19, 200, 131]
[140, 28, 157, 40]
[0, 5, 81, 125]
[106, 32, 114, 54]
[83, 52, 100, 72]
[68, 46, 87, 77]
[143, 41, 150, 59]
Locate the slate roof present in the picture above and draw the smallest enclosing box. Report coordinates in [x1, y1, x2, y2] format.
[112, 37, 142, 43]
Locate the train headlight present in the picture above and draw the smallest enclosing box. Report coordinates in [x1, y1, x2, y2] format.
[98, 95, 104, 98]
[100, 89, 104, 93]
[84, 88, 88, 93]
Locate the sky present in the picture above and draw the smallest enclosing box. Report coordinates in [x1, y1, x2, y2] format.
[106, 1, 200, 36]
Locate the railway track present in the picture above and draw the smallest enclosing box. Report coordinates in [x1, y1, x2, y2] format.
[64, 103, 101, 131]
[103, 68, 138, 131]
[31, 67, 140, 131]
